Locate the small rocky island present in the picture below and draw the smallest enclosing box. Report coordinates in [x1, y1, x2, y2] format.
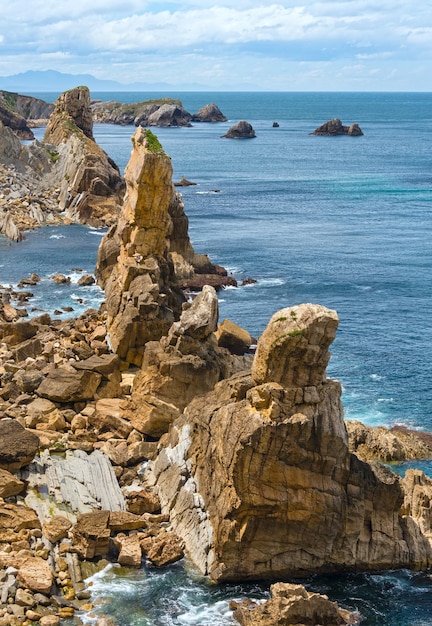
[1, 87, 432, 626]
[311, 117, 363, 136]
[222, 120, 256, 138]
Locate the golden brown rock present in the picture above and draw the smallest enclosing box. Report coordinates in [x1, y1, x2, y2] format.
[112, 533, 142, 567]
[231, 582, 359, 626]
[17, 556, 53, 594]
[0, 419, 40, 471]
[96, 127, 184, 362]
[347, 420, 432, 462]
[42, 516, 73, 543]
[216, 318, 253, 355]
[0, 468, 25, 498]
[150, 304, 432, 582]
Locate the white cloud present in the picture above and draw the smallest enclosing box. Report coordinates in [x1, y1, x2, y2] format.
[0, 1, 431, 90]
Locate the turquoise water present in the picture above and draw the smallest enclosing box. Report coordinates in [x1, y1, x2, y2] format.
[3, 91, 432, 624]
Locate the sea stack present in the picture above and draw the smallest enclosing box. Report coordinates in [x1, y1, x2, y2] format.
[149, 303, 432, 581]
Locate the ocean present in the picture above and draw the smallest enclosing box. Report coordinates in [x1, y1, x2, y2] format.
[2, 91, 432, 624]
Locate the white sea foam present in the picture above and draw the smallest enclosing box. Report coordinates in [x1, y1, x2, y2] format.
[256, 277, 286, 287]
[223, 284, 238, 291]
[49, 234, 66, 239]
[177, 599, 233, 625]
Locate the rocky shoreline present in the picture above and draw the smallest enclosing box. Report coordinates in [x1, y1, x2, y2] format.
[1, 86, 432, 626]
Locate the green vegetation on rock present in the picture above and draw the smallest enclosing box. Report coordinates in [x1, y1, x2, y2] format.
[143, 129, 165, 154]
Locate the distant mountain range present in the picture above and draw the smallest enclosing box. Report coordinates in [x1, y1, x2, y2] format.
[0, 70, 204, 95]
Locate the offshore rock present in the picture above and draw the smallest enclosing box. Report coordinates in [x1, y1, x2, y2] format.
[192, 103, 227, 122]
[311, 118, 363, 136]
[231, 582, 359, 626]
[44, 86, 124, 227]
[146, 103, 192, 127]
[222, 120, 256, 139]
[91, 97, 192, 127]
[150, 303, 432, 582]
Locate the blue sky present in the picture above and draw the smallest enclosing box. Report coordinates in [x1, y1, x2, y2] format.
[1, 0, 431, 90]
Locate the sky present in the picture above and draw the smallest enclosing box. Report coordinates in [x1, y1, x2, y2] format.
[0, 0, 431, 91]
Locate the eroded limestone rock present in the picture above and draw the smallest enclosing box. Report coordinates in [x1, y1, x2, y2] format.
[44, 86, 124, 227]
[96, 127, 230, 366]
[127, 286, 240, 437]
[149, 303, 432, 581]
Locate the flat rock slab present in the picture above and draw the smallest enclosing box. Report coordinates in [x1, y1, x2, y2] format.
[22, 449, 125, 523]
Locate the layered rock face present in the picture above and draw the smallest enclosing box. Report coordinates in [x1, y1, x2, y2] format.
[95, 127, 185, 364]
[96, 126, 234, 366]
[0, 90, 53, 129]
[44, 86, 124, 226]
[126, 285, 249, 438]
[0, 123, 65, 240]
[150, 303, 432, 582]
[0, 99, 34, 140]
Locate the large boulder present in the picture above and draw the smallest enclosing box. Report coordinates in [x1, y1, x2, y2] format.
[36, 365, 102, 402]
[150, 303, 432, 582]
[0, 419, 40, 471]
[0, 502, 41, 532]
[0, 469, 25, 498]
[215, 318, 253, 355]
[17, 557, 54, 594]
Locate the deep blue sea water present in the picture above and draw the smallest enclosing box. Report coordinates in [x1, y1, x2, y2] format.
[2, 91, 432, 624]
